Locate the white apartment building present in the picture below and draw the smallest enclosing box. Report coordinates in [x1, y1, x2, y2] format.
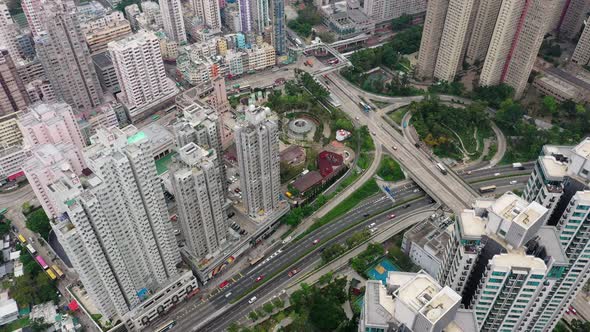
[433, 0, 477, 82]
[18, 102, 86, 152]
[523, 138, 590, 224]
[191, 0, 222, 30]
[479, 0, 555, 98]
[0, 145, 31, 181]
[108, 31, 177, 121]
[363, 0, 426, 23]
[159, 0, 187, 43]
[359, 271, 475, 332]
[572, 22, 590, 66]
[226, 50, 244, 76]
[23, 143, 85, 218]
[50, 125, 181, 320]
[35, 0, 104, 111]
[235, 106, 280, 218]
[170, 142, 228, 260]
[470, 253, 547, 331]
[416, 0, 449, 79]
[526, 191, 590, 330]
[465, 0, 503, 65]
[141, 1, 163, 28]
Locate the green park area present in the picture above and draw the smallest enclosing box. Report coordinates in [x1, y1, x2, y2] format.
[409, 97, 493, 161]
[377, 155, 405, 182]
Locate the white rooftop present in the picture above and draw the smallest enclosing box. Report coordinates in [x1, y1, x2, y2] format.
[489, 192, 547, 229]
[459, 209, 486, 237]
[539, 155, 568, 179]
[363, 280, 394, 328]
[573, 138, 590, 159]
[491, 253, 547, 271]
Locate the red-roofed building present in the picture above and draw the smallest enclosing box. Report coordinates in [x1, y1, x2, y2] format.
[318, 151, 344, 178]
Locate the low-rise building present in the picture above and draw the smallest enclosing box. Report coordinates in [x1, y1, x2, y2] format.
[0, 113, 22, 147]
[0, 291, 18, 326]
[0, 145, 30, 184]
[244, 43, 276, 71]
[321, 0, 375, 40]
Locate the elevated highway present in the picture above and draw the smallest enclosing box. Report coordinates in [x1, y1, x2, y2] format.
[325, 74, 479, 213]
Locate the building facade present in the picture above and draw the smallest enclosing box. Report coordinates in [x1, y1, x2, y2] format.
[0, 50, 28, 116]
[160, 0, 187, 43]
[479, 0, 555, 97]
[572, 22, 590, 66]
[416, 0, 449, 79]
[271, 0, 286, 55]
[35, 0, 103, 111]
[235, 106, 280, 218]
[108, 31, 176, 121]
[363, 0, 427, 23]
[50, 126, 181, 320]
[170, 142, 228, 260]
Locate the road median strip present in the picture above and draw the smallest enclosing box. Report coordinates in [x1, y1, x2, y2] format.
[230, 195, 425, 304]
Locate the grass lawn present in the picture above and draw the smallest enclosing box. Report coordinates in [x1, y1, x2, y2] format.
[377, 155, 405, 181]
[307, 179, 380, 233]
[388, 107, 410, 125]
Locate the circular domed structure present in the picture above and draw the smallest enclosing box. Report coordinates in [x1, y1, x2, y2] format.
[287, 118, 316, 140]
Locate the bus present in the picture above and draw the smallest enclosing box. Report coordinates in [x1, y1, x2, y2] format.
[436, 163, 448, 175]
[52, 265, 64, 278]
[249, 255, 265, 266]
[239, 85, 251, 93]
[45, 268, 57, 280]
[479, 185, 497, 194]
[36, 255, 49, 270]
[359, 101, 371, 112]
[17, 234, 26, 244]
[155, 320, 176, 332]
[26, 244, 36, 255]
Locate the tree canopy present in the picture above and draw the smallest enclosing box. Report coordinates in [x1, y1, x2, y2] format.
[25, 209, 51, 240]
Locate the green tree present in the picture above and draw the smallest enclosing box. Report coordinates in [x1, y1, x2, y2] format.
[472, 84, 514, 108]
[318, 271, 334, 285]
[570, 319, 590, 332]
[316, 31, 335, 43]
[542, 96, 558, 116]
[10, 275, 36, 307]
[25, 209, 51, 240]
[0, 219, 11, 237]
[495, 99, 524, 132]
[248, 311, 258, 321]
[262, 302, 274, 314]
[30, 318, 52, 332]
[391, 14, 412, 31]
[227, 322, 241, 332]
[273, 298, 285, 308]
[22, 202, 32, 215]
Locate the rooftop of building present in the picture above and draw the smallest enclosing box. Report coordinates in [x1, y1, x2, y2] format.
[108, 29, 156, 50]
[404, 215, 453, 260]
[91, 51, 113, 68]
[491, 253, 547, 271]
[459, 209, 486, 238]
[363, 279, 394, 328]
[489, 192, 546, 230]
[539, 154, 569, 180]
[318, 150, 344, 177]
[446, 309, 477, 332]
[395, 272, 460, 323]
[573, 138, 590, 159]
[292, 171, 323, 193]
[532, 226, 568, 265]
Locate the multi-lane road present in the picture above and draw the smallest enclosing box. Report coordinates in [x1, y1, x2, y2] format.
[325, 74, 479, 213]
[146, 163, 532, 331]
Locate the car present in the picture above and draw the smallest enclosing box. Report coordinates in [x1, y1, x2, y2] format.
[388, 214, 396, 219]
[403, 204, 411, 208]
[466, 171, 472, 175]
[509, 180, 518, 185]
[255, 275, 265, 282]
[494, 173, 501, 176]
[288, 268, 299, 277]
[370, 227, 378, 233]
[239, 230, 246, 235]
[312, 239, 320, 245]
[367, 222, 376, 228]
[248, 296, 258, 304]
[363, 213, 370, 217]
[225, 292, 233, 298]
[371, 131, 376, 135]
[219, 280, 230, 289]
[413, 189, 419, 193]
[392, 146, 398, 150]
[355, 116, 360, 120]
[174, 229, 180, 235]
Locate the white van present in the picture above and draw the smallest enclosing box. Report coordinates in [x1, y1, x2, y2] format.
[248, 296, 257, 304]
[225, 292, 232, 298]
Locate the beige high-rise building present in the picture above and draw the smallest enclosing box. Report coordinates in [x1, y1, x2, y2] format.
[572, 23, 590, 66]
[433, 0, 478, 81]
[416, 0, 449, 79]
[480, 0, 555, 98]
[465, 0, 503, 65]
[558, 0, 590, 39]
[0, 50, 28, 116]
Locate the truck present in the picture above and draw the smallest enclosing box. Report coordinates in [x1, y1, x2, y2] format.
[288, 268, 299, 278]
[512, 163, 525, 170]
[304, 59, 313, 67]
[436, 163, 448, 175]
